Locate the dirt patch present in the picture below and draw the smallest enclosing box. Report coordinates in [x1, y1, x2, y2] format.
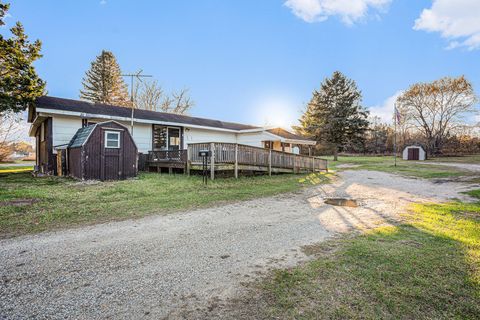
[324, 198, 358, 207]
[0, 199, 39, 207]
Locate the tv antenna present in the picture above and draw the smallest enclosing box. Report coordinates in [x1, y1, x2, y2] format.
[122, 70, 152, 133]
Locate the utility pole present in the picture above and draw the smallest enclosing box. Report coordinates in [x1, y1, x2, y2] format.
[122, 70, 152, 134]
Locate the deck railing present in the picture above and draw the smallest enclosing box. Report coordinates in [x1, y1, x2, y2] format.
[147, 143, 327, 179]
[187, 142, 327, 178]
[148, 150, 188, 162]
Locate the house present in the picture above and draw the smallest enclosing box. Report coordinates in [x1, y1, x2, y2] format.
[28, 96, 318, 176]
[402, 145, 426, 161]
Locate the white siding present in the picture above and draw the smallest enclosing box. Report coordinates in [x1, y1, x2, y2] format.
[52, 116, 82, 152]
[236, 132, 272, 148]
[119, 122, 151, 153]
[184, 127, 237, 148]
[52, 115, 152, 154]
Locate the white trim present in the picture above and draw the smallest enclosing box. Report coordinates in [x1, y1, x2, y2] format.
[36, 108, 241, 133]
[105, 131, 121, 149]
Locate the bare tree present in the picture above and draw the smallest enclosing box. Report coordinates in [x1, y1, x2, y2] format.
[171, 88, 194, 114]
[396, 76, 478, 155]
[134, 80, 163, 111]
[134, 80, 194, 114]
[0, 112, 22, 161]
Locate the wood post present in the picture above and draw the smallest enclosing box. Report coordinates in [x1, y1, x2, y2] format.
[234, 144, 239, 179]
[312, 157, 315, 173]
[292, 155, 296, 174]
[186, 147, 190, 175]
[210, 142, 215, 180]
[268, 149, 272, 176]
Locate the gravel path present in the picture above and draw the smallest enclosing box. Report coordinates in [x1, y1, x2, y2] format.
[421, 161, 480, 172]
[0, 171, 475, 319]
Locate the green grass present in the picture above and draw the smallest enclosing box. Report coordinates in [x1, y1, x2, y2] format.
[0, 167, 33, 173]
[250, 194, 480, 319]
[429, 154, 480, 163]
[325, 155, 470, 179]
[465, 189, 480, 200]
[0, 171, 331, 238]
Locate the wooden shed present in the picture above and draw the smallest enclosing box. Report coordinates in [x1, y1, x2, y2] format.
[67, 121, 138, 180]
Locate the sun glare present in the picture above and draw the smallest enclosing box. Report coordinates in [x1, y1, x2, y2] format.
[254, 96, 298, 128]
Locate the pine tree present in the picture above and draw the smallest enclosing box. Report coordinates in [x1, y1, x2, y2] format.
[296, 71, 369, 161]
[80, 50, 130, 106]
[0, 2, 46, 113]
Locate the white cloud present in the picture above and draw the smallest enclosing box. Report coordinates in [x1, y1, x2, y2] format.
[414, 0, 480, 50]
[368, 91, 402, 124]
[284, 0, 391, 25]
[100, 0, 107, 5]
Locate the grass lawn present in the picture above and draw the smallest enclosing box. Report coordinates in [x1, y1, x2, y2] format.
[325, 155, 471, 179]
[0, 171, 331, 238]
[430, 154, 480, 163]
[244, 192, 480, 319]
[0, 167, 33, 174]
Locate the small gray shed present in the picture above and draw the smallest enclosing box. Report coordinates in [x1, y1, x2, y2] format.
[402, 145, 426, 161]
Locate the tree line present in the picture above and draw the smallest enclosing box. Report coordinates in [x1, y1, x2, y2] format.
[296, 72, 479, 159]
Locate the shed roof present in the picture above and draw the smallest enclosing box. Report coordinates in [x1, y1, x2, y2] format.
[68, 125, 95, 148]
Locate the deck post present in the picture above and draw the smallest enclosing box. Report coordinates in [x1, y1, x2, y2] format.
[312, 157, 315, 173]
[186, 147, 191, 176]
[234, 144, 239, 179]
[268, 149, 272, 176]
[210, 142, 215, 180]
[292, 154, 295, 174]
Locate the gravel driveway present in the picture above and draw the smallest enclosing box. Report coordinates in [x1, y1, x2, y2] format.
[421, 161, 480, 172]
[0, 171, 474, 319]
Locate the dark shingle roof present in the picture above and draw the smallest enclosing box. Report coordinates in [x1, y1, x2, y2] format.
[267, 128, 312, 141]
[36, 96, 259, 131]
[68, 125, 96, 148]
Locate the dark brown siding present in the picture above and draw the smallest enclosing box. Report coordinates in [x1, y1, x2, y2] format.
[35, 118, 55, 174]
[68, 148, 83, 179]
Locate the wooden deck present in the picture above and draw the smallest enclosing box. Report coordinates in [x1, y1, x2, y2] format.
[147, 142, 327, 179]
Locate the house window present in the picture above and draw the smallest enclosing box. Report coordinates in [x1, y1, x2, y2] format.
[153, 125, 168, 150]
[105, 131, 120, 148]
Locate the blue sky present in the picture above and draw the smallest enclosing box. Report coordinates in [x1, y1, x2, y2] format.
[5, 0, 480, 127]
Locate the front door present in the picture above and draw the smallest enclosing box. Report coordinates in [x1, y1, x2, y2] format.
[168, 127, 180, 150]
[153, 125, 181, 151]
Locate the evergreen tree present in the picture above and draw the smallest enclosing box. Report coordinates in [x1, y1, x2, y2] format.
[80, 50, 130, 106]
[297, 71, 369, 160]
[0, 2, 45, 113]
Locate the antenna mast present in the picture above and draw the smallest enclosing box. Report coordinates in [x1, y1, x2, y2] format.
[122, 70, 152, 134]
